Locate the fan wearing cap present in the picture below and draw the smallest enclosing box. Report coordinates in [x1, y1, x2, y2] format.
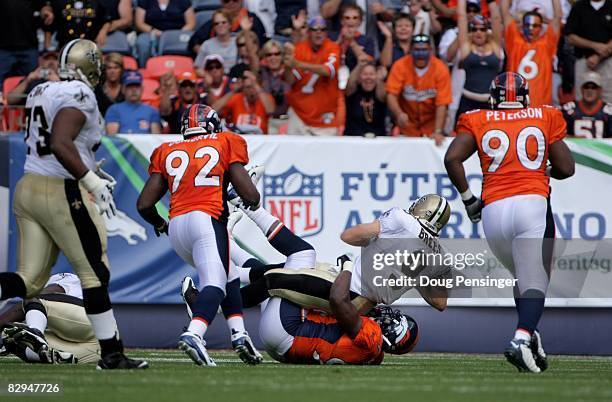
[386, 34, 451, 143]
[159, 71, 207, 134]
[562, 71, 612, 138]
[283, 16, 342, 136]
[7, 52, 60, 106]
[500, 0, 561, 106]
[105, 70, 162, 134]
[212, 64, 275, 133]
[197, 55, 232, 106]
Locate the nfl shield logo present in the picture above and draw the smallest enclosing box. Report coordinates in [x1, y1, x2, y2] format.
[263, 166, 323, 237]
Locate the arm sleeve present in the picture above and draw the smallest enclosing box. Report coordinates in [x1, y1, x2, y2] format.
[549, 108, 567, 143]
[378, 207, 405, 234]
[385, 61, 404, 95]
[57, 84, 97, 116]
[455, 113, 476, 139]
[228, 133, 249, 165]
[148, 145, 165, 176]
[435, 61, 452, 106]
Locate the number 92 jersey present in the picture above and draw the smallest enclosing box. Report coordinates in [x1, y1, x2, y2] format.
[24, 80, 103, 178]
[148, 132, 249, 220]
[456, 106, 566, 206]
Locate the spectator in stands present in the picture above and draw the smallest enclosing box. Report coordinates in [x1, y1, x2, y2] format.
[101, 0, 134, 33]
[284, 16, 341, 136]
[432, 0, 490, 29]
[199, 55, 233, 105]
[404, 0, 442, 35]
[96, 52, 125, 115]
[0, 1, 53, 89]
[344, 58, 387, 136]
[274, 1, 322, 36]
[7, 52, 60, 106]
[562, 71, 612, 138]
[320, 1, 394, 44]
[189, 0, 267, 55]
[329, 4, 375, 71]
[259, 40, 291, 121]
[160, 71, 206, 134]
[454, 0, 502, 118]
[213, 65, 275, 133]
[500, 0, 561, 106]
[386, 34, 451, 143]
[105, 70, 162, 134]
[565, 0, 612, 103]
[379, 12, 415, 68]
[244, 0, 276, 37]
[135, 0, 196, 67]
[46, 0, 112, 48]
[194, 10, 238, 74]
[236, 29, 261, 71]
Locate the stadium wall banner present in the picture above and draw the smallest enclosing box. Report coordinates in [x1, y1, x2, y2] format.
[1, 134, 611, 306]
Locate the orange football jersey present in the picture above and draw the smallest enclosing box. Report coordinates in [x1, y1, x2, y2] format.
[148, 132, 249, 220]
[385, 55, 452, 136]
[285, 313, 383, 365]
[505, 21, 559, 107]
[287, 38, 341, 128]
[222, 92, 275, 133]
[456, 106, 566, 205]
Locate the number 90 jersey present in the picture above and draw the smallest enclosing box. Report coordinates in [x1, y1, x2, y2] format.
[148, 132, 249, 220]
[456, 106, 566, 206]
[24, 80, 103, 178]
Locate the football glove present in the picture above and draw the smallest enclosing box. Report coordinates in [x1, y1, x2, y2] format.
[462, 195, 482, 223]
[80, 170, 116, 218]
[154, 220, 169, 237]
[95, 159, 117, 191]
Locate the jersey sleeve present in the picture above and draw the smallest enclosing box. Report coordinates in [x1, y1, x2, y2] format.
[385, 60, 404, 96]
[148, 145, 166, 176]
[378, 207, 407, 235]
[228, 133, 249, 166]
[435, 61, 452, 106]
[455, 112, 476, 138]
[545, 25, 561, 57]
[352, 318, 383, 355]
[56, 83, 97, 115]
[548, 107, 567, 143]
[504, 20, 519, 47]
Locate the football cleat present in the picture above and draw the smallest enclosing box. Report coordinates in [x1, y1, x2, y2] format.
[231, 330, 263, 365]
[178, 331, 216, 366]
[9, 323, 49, 359]
[504, 338, 541, 373]
[41, 348, 78, 364]
[227, 210, 243, 237]
[96, 352, 149, 369]
[530, 330, 548, 372]
[180, 276, 198, 320]
[228, 165, 265, 210]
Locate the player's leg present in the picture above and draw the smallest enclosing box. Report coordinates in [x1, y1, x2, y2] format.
[51, 179, 146, 369]
[45, 333, 99, 364]
[258, 297, 296, 362]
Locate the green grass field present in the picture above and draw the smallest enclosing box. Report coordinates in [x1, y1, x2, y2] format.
[1, 350, 611, 402]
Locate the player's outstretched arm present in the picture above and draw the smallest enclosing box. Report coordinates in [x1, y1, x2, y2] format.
[229, 163, 260, 209]
[340, 221, 381, 247]
[329, 270, 362, 339]
[137, 173, 169, 236]
[548, 140, 575, 180]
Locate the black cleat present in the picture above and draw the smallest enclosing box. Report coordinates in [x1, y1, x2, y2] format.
[96, 352, 149, 370]
[530, 330, 548, 372]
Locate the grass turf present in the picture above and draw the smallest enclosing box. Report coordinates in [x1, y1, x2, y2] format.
[1, 350, 611, 402]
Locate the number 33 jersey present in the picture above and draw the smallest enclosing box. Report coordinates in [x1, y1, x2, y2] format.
[456, 106, 566, 205]
[148, 132, 249, 220]
[24, 80, 103, 178]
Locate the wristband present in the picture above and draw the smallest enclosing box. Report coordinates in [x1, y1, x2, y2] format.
[460, 188, 474, 201]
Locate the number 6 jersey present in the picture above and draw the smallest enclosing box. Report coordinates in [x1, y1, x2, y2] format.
[148, 132, 249, 220]
[456, 106, 566, 206]
[24, 80, 103, 178]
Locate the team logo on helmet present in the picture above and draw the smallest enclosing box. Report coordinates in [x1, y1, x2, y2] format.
[369, 306, 419, 355]
[489, 72, 530, 109]
[180, 104, 222, 138]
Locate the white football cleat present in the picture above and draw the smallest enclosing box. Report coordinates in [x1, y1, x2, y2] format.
[231, 330, 263, 365]
[504, 338, 541, 373]
[178, 331, 216, 366]
[180, 277, 197, 320]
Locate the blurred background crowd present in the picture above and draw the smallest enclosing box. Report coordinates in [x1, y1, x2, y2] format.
[0, 0, 610, 138]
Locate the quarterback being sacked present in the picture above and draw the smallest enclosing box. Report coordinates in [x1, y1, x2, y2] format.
[137, 104, 262, 366]
[0, 39, 146, 369]
[0, 273, 99, 364]
[445, 72, 575, 373]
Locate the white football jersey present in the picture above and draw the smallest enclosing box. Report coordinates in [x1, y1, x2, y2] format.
[350, 207, 448, 304]
[45, 272, 83, 299]
[23, 80, 103, 179]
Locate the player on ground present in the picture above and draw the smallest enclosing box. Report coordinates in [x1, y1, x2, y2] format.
[136, 104, 261, 366]
[0, 273, 99, 364]
[444, 72, 575, 373]
[0, 39, 147, 369]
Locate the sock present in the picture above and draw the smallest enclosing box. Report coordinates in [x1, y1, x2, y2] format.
[240, 277, 271, 308]
[25, 310, 48, 333]
[239, 268, 252, 284]
[514, 328, 532, 341]
[221, 279, 243, 317]
[226, 315, 246, 335]
[87, 309, 118, 340]
[230, 238, 259, 267]
[187, 318, 209, 338]
[243, 207, 279, 235]
[0, 272, 27, 300]
[192, 285, 225, 329]
[268, 225, 315, 257]
[515, 289, 545, 334]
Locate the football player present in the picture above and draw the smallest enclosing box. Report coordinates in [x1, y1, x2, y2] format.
[444, 72, 575, 373]
[562, 71, 612, 138]
[0, 273, 99, 365]
[137, 104, 261, 366]
[0, 39, 147, 369]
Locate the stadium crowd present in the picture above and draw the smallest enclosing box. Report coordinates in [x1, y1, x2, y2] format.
[0, 0, 610, 138]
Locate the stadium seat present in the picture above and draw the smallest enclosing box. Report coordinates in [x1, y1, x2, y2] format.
[158, 30, 194, 56]
[192, 0, 221, 12]
[102, 31, 132, 55]
[145, 55, 195, 79]
[139, 67, 152, 79]
[196, 10, 214, 31]
[123, 55, 138, 71]
[141, 78, 160, 108]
